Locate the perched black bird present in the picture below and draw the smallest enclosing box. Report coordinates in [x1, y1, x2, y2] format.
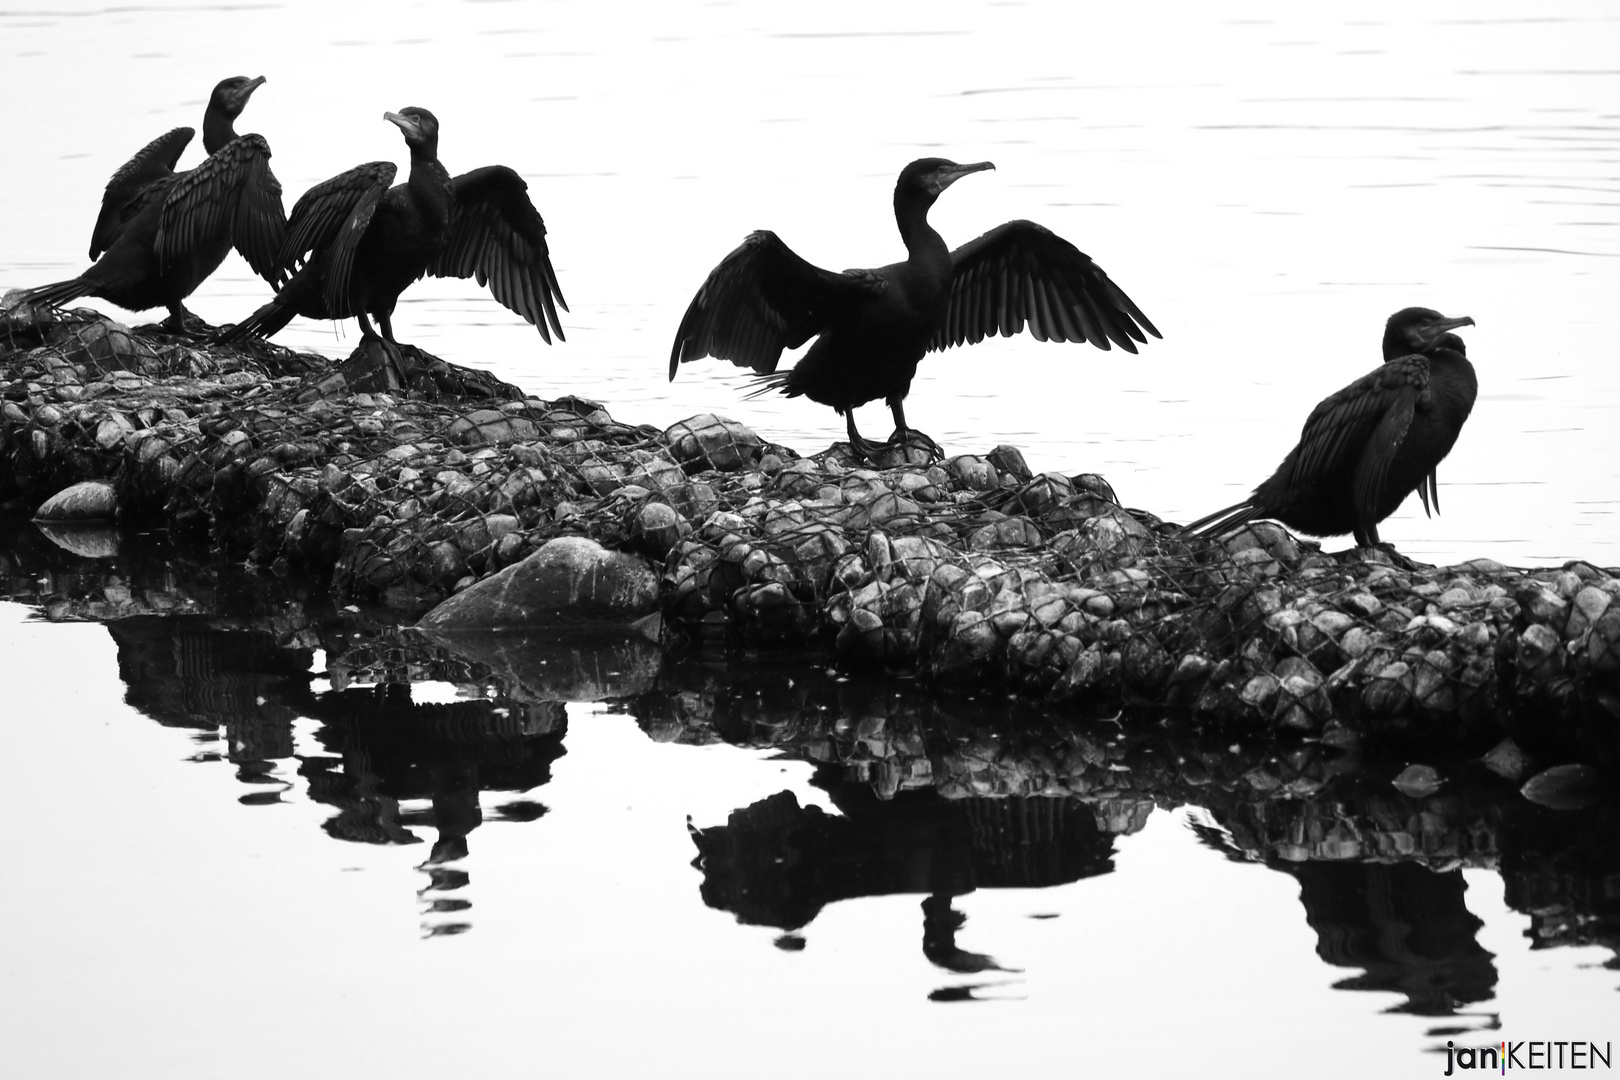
[668, 158, 1159, 459]
[14, 76, 287, 330]
[1183, 307, 1478, 547]
[217, 107, 566, 356]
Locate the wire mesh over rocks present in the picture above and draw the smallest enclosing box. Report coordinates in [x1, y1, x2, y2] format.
[4, 309, 1618, 752]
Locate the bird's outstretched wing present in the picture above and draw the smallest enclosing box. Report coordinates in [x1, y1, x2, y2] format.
[91, 126, 195, 259]
[149, 135, 289, 288]
[231, 138, 289, 288]
[1287, 354, 1431, 521]
[269, 162, 395, 316]
[669, 230, 878, 379]
[427, 165, 568, 343]
[931, 219, 1160, 354]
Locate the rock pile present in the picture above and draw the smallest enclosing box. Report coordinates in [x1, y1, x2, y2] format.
[2, 308, 1617, 754]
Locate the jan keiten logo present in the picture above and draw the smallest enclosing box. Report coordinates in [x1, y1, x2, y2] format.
[1443, 1041, 1612, 1074]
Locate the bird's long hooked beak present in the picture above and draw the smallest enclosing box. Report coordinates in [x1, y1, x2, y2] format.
[383, 110, 414, 134]
[1414, 314, 1476, 348]
[231, 76, 267, 108]
[932, 161, 996, 195]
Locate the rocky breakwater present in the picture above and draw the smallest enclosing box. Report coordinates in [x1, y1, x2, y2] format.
[1, 307, 1617, 758]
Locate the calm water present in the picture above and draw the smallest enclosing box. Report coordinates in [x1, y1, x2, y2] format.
[1, 2, 1618, 1077]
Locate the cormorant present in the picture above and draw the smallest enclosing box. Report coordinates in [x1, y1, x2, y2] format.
[668, 158, 1160, 459]
[217, 107, 566, 355]
[14, 76, 287, 330]
[1182, 307, 1477, 547]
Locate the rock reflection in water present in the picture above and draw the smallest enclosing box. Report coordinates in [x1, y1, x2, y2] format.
[648, 658, 1618, 1010]
[101, 609, 572, 935]
[5, 516, 1617, 999]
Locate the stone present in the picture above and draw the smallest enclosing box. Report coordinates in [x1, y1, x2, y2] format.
[446, 408, 542, 446]
[664, 414, 763, 472]
[417, 535, 660, 630]
[1520, 764, 1605, 810]
[34, 480, 118, 522]
[1392, 764, 1443, 798]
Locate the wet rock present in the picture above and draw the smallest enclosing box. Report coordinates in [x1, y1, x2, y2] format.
[986, 445, 1032, 484]
[1519, 764, 1608, 810]
[665, 414, 763, 472]
[34, 479, 117, 522]
[1392, 764, 1443, 798]
[418, 535, 659, 630]
[1481, 738, 1532, 781]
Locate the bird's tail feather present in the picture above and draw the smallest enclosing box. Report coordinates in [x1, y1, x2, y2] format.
[215, 295, 295, 344]
[1181, 501, 1263, 538]
[12, 277, 94, 313]
[215, 267, 321, 344]
[744, 371, 798, 401]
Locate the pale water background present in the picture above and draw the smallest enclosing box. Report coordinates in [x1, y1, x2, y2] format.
[1, 1, 1617, 1077]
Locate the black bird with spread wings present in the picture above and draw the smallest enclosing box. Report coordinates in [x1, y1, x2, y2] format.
[14, 76, 286, 330]
[1182, 307, 1478, 548]
[668, 157, 1160, 459]
[217, 106, 566, 356]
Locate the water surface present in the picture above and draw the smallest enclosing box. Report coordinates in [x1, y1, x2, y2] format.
[1, 3, 1617, 1077]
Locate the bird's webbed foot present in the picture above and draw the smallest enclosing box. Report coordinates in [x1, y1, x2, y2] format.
[839, 413, 884, 465]
[158, 305, 214, 338]
[1370, 541, 1425, 572]
[880, 426, 945, 467]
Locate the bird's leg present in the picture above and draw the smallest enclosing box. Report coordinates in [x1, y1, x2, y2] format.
[357, 312, 407, 387]
[887, 398, 944, 463]
[160, 301, 204, 336]
[845, 410, 880, 463]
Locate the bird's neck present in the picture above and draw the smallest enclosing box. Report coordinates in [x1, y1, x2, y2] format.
[405, 143, 453, 217]
[201, 107, 238, 155]
[894, 195, 950, 270]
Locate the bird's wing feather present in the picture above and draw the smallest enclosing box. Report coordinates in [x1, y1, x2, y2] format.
[931, 220, 1160, 354]
[228, 137, 289, 287]
[1289, 354, 1429, 498]
[152, 134, 282, 278]
[668, 230, 878, 379]
[426, 165, 568, 343]
[91, 126, 194, 259]
[324, 185, 394, 317]
[277, 161, 396, 276]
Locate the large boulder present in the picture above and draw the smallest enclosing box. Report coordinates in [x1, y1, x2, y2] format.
[34, 479, 118, 522]
[417, 535, 660, 630]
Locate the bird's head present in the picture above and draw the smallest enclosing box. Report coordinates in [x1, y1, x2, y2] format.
[211, 75, 267, 118]
[384, 107, 441, 152]
[1383, 307, 1475, 360]
[897, 158, 996, 204]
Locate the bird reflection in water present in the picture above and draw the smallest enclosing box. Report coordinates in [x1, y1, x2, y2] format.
[1291, 862, 1497, 1016]
[1188, 811, 1498, 1021]
[689, 768, 1115, 999]
[102, 617, 566, 937]
[297, 681, 566, 937]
